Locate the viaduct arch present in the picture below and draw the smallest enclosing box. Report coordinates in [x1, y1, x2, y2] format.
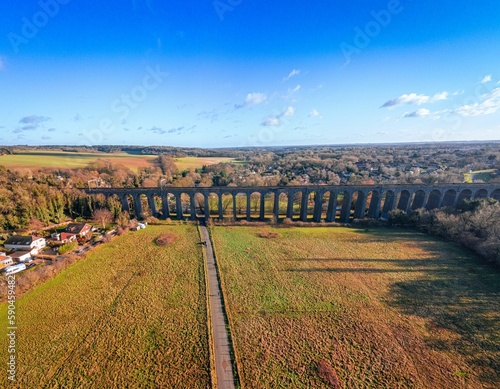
[83, 183, 500, 222]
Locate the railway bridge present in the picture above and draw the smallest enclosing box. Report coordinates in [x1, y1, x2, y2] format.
[83, 183, 500, 222]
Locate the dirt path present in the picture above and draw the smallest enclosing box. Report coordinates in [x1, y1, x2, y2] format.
[199, 224, 237, 389]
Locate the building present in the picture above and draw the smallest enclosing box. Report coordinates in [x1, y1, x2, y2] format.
[64, 223, 92, 239]
[0, 255, 14, 270]
[10, 251, 32, 263]
[3, 236, 46, 253]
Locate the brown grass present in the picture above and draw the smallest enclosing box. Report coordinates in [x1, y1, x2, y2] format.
[212, 226, 500, 388]
[155, 233, 178, 246]
[257, 231, 280, 239]
[0, 226, 210, 388]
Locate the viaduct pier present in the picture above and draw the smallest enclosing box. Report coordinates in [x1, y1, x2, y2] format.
[83, 183, 500, 223]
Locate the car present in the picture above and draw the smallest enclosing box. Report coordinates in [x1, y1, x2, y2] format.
[24, 258, 34, 263]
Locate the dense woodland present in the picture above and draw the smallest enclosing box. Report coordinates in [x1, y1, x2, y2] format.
[1, 142, 499, 265]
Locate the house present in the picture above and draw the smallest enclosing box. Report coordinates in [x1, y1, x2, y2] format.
[50, 232, 77, 244]
[0, 255, 14, 271]
[10, 251, 32, 263]
[64, 223, 92, 239]
[59, 233, 77, 243]
[3, 236, 46, 253]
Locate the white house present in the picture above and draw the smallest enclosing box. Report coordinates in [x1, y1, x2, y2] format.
[3, 236, 46, 252]
[10, 251, 32, 263]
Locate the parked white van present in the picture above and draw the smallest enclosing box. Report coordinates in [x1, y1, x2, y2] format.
[5, 263, 26, 276]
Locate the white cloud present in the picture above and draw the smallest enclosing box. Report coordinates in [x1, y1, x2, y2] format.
[283, 69, 300, 81]
[308, 108, 322, 118]
[261, 117, 281, 127]
[453, 90, 465, 96]
[481, 74, 492, 84]
[381, 93, 430, 107]
[261, 106, 295, 127]
[289, 84, 301, 94]
[235, 92, 267, 109]
[403, 108, 431, 118]
[245, 92, 267, 106]
[453, 87, 500, 117]
[283, 106, 295, 116]
[283, 85, 301, 100]
[430, 91, 448, 102]
[381, 91, 448, 108]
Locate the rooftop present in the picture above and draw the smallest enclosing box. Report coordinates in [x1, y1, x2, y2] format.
[4, 236, 43, 246]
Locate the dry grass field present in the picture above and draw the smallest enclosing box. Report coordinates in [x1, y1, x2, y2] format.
[0, 225, 210, 389]
[0, 150, 235, 173]
[174, 156, 236, 171]
[211, 226, 500, 388]
[0, 150, 159, 172]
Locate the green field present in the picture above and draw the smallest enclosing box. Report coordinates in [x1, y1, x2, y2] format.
[174, 156, 236, 171]
[211, 226, 500, 388]
[464, 169, 498, 183]
[0, 150, 235, 173]
[0, 225, 210, 388]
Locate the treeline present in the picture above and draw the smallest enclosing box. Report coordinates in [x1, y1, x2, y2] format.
[389, 199, 500, 267]
[0, 165, 124, 231]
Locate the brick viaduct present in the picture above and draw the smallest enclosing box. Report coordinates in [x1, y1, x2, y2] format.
[83, 184, 500, 223]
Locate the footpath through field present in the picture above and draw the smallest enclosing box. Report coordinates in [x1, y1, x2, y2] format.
[199, 223, 237, 389]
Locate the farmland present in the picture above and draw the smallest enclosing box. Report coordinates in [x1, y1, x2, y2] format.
[0, 225, 210, 388]
[0, 150, 235, 172]
[174, 156, 236, 171]
[211, 226, 500, 388]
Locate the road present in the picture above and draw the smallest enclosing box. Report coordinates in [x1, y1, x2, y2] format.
[199, 223, 237, 389]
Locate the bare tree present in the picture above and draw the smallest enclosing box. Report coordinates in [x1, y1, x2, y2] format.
[93, 208, 113, 230]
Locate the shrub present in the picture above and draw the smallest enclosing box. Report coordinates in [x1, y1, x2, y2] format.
[102, 233, 113, 243]
[317, 360, 341, 388]
[58, 241, 78, 255]
[116, 227, 129, 236]
[146, 216, 160, 225]
[257, 231, 280, 239]
[155, 233, 178, 246]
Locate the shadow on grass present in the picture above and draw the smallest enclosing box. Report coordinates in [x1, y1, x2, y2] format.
[387, 270, 500, 386]
[285, 250, 500, 385]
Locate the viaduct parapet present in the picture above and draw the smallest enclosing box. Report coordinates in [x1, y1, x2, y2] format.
[83, 183, 500, 222]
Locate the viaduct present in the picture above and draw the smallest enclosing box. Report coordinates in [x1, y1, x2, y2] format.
[83, 183, 500, 223]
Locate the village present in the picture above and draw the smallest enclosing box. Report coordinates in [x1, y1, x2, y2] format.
[0, 221, 147, 277]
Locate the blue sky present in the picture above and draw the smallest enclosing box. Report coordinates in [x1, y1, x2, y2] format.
[1, 0, 500, 147]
